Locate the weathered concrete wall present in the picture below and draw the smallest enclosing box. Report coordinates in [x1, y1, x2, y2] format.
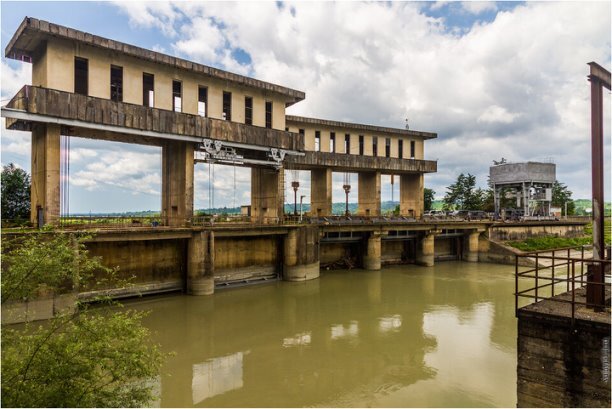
[434, 238, 455, 259]
[283, 226, 320, 281]
[381, 241, 405, 264]
[490, 162, 555, 185]
[400, 173, 424, 217]
[517, 314, 611, 407]
[86, 239, 185, 292]
[489, 223, 585, 241]
[214, 236, 280, 282]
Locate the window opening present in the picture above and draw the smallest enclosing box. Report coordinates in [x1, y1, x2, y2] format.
[143, 73, 154, 107]
[373, 137, 378, 157]
[265, 101, 273, 128]
[385, 138, 391, 158]
[198, 86, 208, 117]
[345, 134, 350, 154]
[172, 80, 182, 112]
[223, 91, 232, 121]
[410, 140, 416, 159]
[398, 139, 403, 159]
[359, 135, 364, 155]
[110, 65, 122, 102]
[330, 132, 336, 153]
[315, 130, 321, 151]
[74, 57, 88, 96]
[245, 96, 253, 125]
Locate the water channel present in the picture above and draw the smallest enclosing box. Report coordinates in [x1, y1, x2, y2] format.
[128, 261, 518, 407]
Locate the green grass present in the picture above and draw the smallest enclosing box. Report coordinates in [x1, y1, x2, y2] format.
[508, 236, 593, 252]
[583, 218, 611, 245]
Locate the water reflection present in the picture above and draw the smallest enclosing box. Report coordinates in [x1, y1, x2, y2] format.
[379, 314, 402, 333]
[192, 352, 244, 405]
[330, 321, 359, 340]
[128, 261, 517, 407]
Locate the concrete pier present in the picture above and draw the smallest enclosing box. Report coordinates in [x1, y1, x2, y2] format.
[162, 141, 194, 227]
[310, 168, 333, 216]
[416, 232, 435, 266]
[187, 231, 214, 295]
[357, 172, 381, 216]
[30, 123, 61, 226]
[251, 167, 284, 223]
[463, 231, 480, 262]
[400, 173, 424, 218]
[363, 232, 382, 270]
[283, 226, 320, 281]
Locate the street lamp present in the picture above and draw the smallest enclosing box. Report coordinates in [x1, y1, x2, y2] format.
[291, 181, 300, 216]
[343, 184, 351, 216]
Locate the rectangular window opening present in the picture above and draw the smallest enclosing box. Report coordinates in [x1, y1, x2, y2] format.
[299, 129, 305, 136]
[74, 57, 88, 96]
[198, 86, 208, 117]
[245, 96, 253, 125]
[315, 130, 321, 152]
[385, 138, 391, 158]
[223, 91, 232, 121]
[373, 137, 378, 157]
[410, 140, 416, 159]
[143, 73, 154, 107]
[359, 135, 364, 155]
[172, 80, 182, 112]
[110, 65, 122, 102]
[265, 101, 273, 129]
[330, 132, 336, 153]
[345, 134, 350, 154]
[398, 139, 403, 159]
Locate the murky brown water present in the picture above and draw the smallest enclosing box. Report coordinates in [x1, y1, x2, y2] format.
[127, 261, 517, 407]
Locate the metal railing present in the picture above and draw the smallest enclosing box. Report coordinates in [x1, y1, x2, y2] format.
[515, 245, 611, 323]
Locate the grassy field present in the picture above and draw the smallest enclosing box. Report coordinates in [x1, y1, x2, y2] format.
[508, 218, 611, 252]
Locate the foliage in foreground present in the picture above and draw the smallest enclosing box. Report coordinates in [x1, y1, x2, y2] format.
[1, 163, 31, 224]
[1, 231, 163, 408]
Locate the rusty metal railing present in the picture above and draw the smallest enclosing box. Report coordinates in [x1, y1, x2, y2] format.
[515, 245, 611, 323]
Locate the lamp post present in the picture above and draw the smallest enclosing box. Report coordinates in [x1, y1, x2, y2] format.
[300, 195, 306, 222]
[291, 181, 300, 216]
[343, 184, 351, 216]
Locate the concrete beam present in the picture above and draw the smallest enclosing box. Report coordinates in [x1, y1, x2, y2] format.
[30, 123, 60, 226]
[310, 168, 332, 216]
[357, 172, 381, 216]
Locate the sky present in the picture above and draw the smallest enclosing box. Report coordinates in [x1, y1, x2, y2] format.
[1, 0, 610, 213]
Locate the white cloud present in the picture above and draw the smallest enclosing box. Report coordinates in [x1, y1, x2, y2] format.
[477, 105, 520, 124]
[461, 1, 497, 15]
[1, 60, 31, 101]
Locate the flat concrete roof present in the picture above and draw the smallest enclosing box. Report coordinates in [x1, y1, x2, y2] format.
[5, 17, 306, 106]
[286, 115, 437, 139]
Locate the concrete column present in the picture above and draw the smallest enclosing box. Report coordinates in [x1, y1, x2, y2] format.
[357, 171, 381, 216]
[463, 231, 480, 262]
[30, 123, 61, 226]
[251, 167, 284, 224]
[162, 141, 194, 227]
[187, 231, 214, 295]
[310, 168, 332, 216]
[416, 232, 435, 267]
[283, 226, 320, 281]
[363, 232, 382, 270]
[400, 173, 424, 218]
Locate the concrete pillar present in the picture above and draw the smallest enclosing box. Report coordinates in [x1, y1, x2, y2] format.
[363, 232, 382, 270]
[416, 232, 435, 266]
[310, 168, 332, 216]
[400, 173, 424, 218]
[251, 167, 284, 224]
[283, 226, 320, 281]
[463, 231, 480, 262]
[357, 171, 381, 216]
[187, 231, 214, 295]
[30, 123, 61, 226]
[162, 141, 194, 227]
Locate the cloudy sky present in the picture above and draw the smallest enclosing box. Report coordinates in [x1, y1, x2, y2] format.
[1, 1, 610, 213]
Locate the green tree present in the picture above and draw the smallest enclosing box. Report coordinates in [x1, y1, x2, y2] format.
[551, 180, 575, 215]
[424, 188, 435, 211]
[1, 163, 31, 222]
[443, 173, 486, 210]
[1, 232, 163, 407]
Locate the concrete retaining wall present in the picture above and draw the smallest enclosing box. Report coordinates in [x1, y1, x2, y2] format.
[489, 223, 585, 241]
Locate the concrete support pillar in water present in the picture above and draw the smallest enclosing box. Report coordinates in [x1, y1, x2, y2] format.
[310, 168, 333, 216]
[357, 171, 381, 216]
[30, 123, 61, 226]
[251, 166, 284, 224]
[417, 232, 435, 267]
[463, 231, 480, 262]
[400, 173, 424, 218]
[363, 232, 382, 270]
[162, 140, 194, 227]
[187, 231, 214, 295]
[283, 226, 320, 281]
